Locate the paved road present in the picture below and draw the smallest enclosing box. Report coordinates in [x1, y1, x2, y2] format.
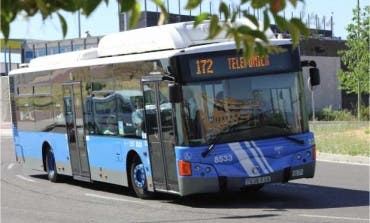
[1, 133, 369, 223]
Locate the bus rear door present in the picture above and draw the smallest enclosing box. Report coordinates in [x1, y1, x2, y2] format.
[62, 82, 91, 182]
[141, 76, 179, 193]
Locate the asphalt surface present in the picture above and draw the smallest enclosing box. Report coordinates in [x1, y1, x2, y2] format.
[1, 132, 369, 223]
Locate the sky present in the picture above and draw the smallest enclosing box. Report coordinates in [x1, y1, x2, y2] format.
[2, 0, 368, 41]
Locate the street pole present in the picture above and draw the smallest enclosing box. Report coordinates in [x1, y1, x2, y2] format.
[311, 87, 315, 121]
[357, 0, 361, 120]
[358, 79, 361, 120]
[78, 10, 81, 38]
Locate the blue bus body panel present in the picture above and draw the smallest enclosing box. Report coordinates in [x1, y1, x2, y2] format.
[13, 131, 71, 173]
[175, 132, 315, 178]
[13, 130, 152, 187]
[86, 136, 151, 186]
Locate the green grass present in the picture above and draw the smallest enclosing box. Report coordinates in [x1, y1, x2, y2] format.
[310, 121, 370, 156]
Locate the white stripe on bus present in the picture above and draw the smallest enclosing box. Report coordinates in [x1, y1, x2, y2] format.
[251, 141, 274, 172]
[228, 142, 258, 177]
[244, 142, 269, 175]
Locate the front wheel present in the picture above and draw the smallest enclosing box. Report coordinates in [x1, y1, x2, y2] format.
[45, 150, 58, 182]
[130, 156, 151, 199]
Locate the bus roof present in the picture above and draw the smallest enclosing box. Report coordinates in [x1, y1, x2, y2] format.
[9, 20, 290, 76]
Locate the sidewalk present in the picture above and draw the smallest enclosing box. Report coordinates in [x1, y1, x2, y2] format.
[0, 122, 11, 128]
[0, 122, 12, 137]
[317, 152, 370, 166]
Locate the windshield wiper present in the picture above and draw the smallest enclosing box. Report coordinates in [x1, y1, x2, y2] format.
[266, 122, 305, 145]
[284, 135, 305, 145]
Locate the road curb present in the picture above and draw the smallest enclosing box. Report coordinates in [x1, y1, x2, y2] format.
[317, 152, 370, 165]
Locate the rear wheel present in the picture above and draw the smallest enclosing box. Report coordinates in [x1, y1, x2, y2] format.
[45, 150, 58, 182]
[130, 156, 151, 199]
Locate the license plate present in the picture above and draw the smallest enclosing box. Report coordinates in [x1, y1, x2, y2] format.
[245, 176, 271, 185]
[292, 169, 304, 177]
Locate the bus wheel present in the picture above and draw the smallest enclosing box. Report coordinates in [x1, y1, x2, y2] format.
[130, 156, 151, 199]
[45, 150, 58, 182]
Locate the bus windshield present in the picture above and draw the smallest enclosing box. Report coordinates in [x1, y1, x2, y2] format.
[181, 72, 306, 146]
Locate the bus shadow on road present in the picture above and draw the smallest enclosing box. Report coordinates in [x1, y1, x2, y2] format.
[29, 174, 135, 196]
[29, 174, 369, 210]
[169, 183, 370, 210]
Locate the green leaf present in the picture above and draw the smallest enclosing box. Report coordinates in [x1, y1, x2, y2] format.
[119, 0, 135, 12]
[207, 15, 222, 39]
[238, 25, 268, 43]
[273, 14, 288, 31]
[233, 33, 242, 51]
[290, 18, 308, 36]
[152, 0, 168, 25]
[129, 2, 141, 28]
[263, 9, 270, 31]
[231, 9, 238, 23]
[242, 39, 254, 60]
[185, 0, 202, 10]
[1, 18, 10, 41]
[255, 42, 268, 55]
[237, 25, 252, 35]
[35, 0, 48, 19]
[249, 30, 269, 42]
[288, 23, 300, 47]
[289, 0, 303, 7]
[252, 0, 268, 9]
[83, 0, 102, 16]
[219, 2, 230, 21]
[242, 12, 260, 28]
[57, 13, 67, 38]
[194, 13, 210, 26]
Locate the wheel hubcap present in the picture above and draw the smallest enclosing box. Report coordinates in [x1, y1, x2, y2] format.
[133, 163, 146, 188]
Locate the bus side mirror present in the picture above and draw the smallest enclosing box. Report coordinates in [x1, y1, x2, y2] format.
[169, 84, 182, 103]
[309, 68, 320, 86]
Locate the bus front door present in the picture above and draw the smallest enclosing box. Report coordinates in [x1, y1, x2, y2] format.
[141, 78, 179, 193]
[62, 82, 91, 182]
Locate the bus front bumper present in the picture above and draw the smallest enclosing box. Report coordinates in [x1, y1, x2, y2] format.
[178, 161, 315, 196]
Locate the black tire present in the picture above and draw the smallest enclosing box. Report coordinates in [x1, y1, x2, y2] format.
[45, 150, 58, 182]
[130, 156, 151, 199]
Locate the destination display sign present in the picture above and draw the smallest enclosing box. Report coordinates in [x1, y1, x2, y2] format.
[177, 44, 300, 82]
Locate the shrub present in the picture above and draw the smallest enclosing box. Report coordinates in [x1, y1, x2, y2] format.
[359, 106, 370, 121]
[315, 106, 356, 121]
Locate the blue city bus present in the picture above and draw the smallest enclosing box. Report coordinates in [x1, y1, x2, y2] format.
[8, 21, 320, 198]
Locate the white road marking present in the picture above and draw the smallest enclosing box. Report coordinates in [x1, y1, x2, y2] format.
[85, 193, 144, 204]
[300, 214, 370, 221]
[317, 159, 370, 167]
[16, 175, 36, 182]
[7, 163, 14, 170]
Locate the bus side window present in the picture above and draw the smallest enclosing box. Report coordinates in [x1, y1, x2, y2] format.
[93, 95, 118, 136]
[131, 96, 144, 137]
[84, 96, 95, 134]
[117, 96, 137, 137]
